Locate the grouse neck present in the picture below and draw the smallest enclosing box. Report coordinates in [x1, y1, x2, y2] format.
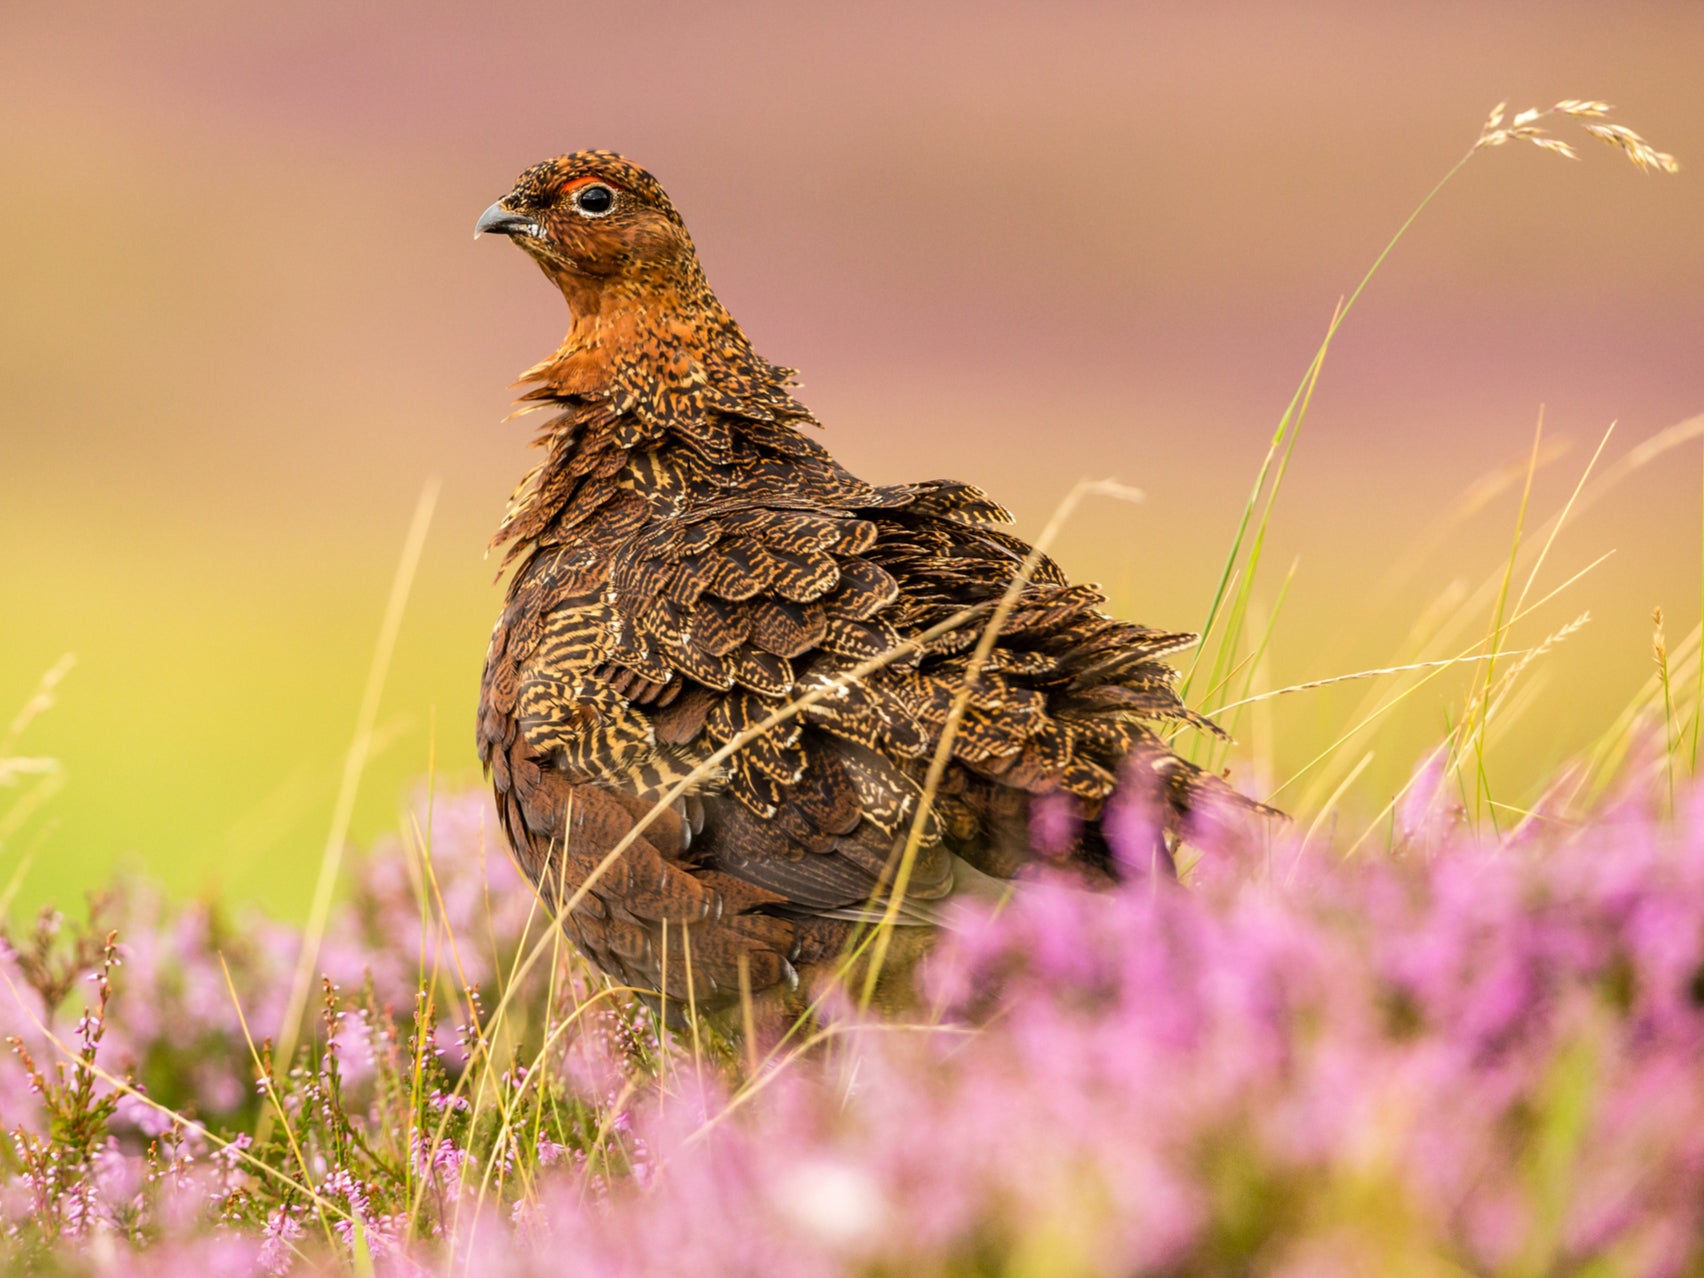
[515, 274, 803, 423]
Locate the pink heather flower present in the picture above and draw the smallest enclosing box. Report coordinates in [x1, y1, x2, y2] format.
[115, 1091, 176, 1139]
[410, 1129, 474, 1185]
[258, 1207, 304, 1275]
[1103, 764, 1169, 877]
[189, 1058, 247, 1115]
[535, 1135, 567, 1167]
[91, 1136, 143, 1208]
[327, 1006, 377, 1088]
[58, 1179, 96, 1238]
[427, 1088, 469, 1113]
[1028, 790, 1078, 860]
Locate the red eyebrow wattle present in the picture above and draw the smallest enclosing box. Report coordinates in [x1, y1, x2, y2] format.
[558, 175, 622, 195]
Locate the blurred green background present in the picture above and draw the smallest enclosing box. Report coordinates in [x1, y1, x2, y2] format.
[2, 1, 1701, 919]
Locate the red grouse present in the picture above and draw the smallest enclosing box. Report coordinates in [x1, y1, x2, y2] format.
[475, 152, 1258, 1017]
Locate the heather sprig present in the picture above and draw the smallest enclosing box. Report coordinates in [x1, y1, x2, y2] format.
[4, 931, 128, 1247]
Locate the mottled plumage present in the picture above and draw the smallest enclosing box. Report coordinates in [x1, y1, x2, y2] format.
[475, 152, 1263, 1016]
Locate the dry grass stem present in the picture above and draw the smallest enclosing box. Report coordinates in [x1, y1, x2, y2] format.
[272, 479, 440, 1094]
[1655, 606, 1677, 809]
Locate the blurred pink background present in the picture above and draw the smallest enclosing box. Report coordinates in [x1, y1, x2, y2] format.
[2, 1, 1700, 914]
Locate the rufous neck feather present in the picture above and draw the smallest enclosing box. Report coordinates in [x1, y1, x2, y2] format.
[511, 277, 809, 434]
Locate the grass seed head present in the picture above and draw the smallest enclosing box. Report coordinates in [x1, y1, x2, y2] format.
[1474, 97, 1678, 173]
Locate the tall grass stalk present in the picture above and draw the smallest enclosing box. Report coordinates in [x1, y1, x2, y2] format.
[1693, 440, 1704, 769]
[271, 480, 440, 1103]
[1465, 411, 1544, 829]
[0, 657, 73, 917]
[1655, 607, 1677, 814]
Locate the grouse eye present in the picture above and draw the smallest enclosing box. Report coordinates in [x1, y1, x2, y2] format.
[573, 183, 616, 216]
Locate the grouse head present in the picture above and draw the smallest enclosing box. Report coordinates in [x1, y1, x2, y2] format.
[475, 152, 802, 422]
[475, 151, 708, 307]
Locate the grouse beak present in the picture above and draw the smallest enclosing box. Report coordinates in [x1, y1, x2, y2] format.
[474, 201, 543, 242]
